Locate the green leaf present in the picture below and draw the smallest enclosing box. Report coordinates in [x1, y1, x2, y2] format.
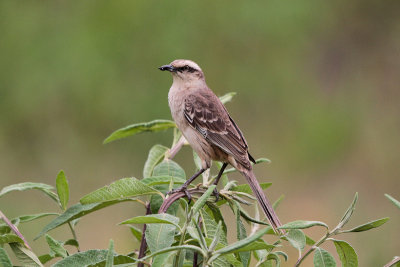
[0, 247, 12, 267]
[104, 119, 176, 144]
[0, 182, 58, 202]
[332, 240, 358, 267]
[105, 240, 114, 267]
[342, 217, 389, 233]
[140, 245, 205, 261]
[145, 214, 178, 254]
[45, 234, 68, 258]
[120, 214, 180, 230]
[233, 202, 250, 267]
[52, 250, 109, 267]
[13, 213, 59, 223]
[192, 186, 216, 215]
[128, 226, 142, 242]
[279, 220, 328, 230]
[80, 178, 162, 204]
[36, 200, 132, 239]
[141, 176, 186, 187]
[231, 183, 272, 195]
[385, 194, 400, 210]
[200, 208, 227, 245]
[38, 254, 54, 264]
[338, 193, 358, 228]
[9, 242, 43, 267]
[286, 229, 306, 251]
[193, 151, 203, 171]
[143, 145, 169, 178]
[64, 239, 79, 248]
[56, 170, 70, 210]
[0, 234, 24, 245]
[153, 160, 186, 180]
[228, 240, 275, 254]
[313, 247, 336, 267]
[87, 255, 137, 267]
[215, 227, 271, 255]
[219, 92, 237, 104]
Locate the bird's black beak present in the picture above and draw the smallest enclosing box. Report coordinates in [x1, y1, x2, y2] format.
[158, 64, 176, 72]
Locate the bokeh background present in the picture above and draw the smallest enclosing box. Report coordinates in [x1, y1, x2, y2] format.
[1, 1, 399, 266]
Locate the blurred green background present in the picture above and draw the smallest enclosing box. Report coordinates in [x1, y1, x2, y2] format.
[1, 1, 399, 266]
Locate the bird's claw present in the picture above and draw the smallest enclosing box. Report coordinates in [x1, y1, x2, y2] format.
[167, 186, 192, 203]
[213, 187, 220, 202]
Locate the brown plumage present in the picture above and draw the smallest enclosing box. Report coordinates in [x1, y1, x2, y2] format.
[160, 59, 283, 233]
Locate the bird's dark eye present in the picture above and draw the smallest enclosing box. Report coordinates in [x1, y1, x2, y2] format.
[184, 65, 189, 70]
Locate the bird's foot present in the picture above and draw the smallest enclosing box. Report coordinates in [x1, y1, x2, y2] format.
[212, 187, 220, 202]
[167, 186, 192, 203]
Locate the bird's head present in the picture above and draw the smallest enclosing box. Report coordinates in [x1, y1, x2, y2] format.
[159, 59, 204, 81]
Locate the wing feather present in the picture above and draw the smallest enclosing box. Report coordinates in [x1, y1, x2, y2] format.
[184, 91, 252, 168]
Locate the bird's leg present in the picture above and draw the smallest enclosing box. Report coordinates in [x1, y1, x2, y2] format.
[168, 168, 206, 203]
[212, 163, 228, 201]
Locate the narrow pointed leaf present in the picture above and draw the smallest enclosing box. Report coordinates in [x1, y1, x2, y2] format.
[0, 234, 24, 245]
[200, 208, 227, 245]
[342, 217, 389, 233]
[216, 227, 271, 255]
[385, 194, 400, 210]
[128, 226, 142, 242]
[87, 255, 137, 267]
[13, 213, 59, 223]
[80, 178, 162, 204]
[192, 186, 216, 215]
[219, 92, 237, 104]
[233, 202, 250, 267]
[286, 229, 306, 251]
[313, 248, 336, 267]
[339, 193, 358, 228]
[0, 247, 12, 267]
[143, 145, 169, 178]
[332, 240, 358, 267]
[103, 119, 176, 144]
[9, 243, 43, 267]
[279, 220, 328, 230]
[105, 240, 114, 267]
[45, 234, 68, 258]
[120, 214, 180, 229]
[0, 182, 58, 202]
[36, 200, 132, 239]
[56, 170, 69, 210]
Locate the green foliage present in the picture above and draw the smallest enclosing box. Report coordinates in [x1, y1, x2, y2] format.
[56, 170, 70, 211]
[0, 99, 392, 267]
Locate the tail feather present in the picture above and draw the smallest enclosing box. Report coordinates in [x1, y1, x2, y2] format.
[242, 169, 283, 234]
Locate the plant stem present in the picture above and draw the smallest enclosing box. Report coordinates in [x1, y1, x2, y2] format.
[295, 231, 332, 266]
[67, 222, 80, 252]
[138, 203, 151, 267]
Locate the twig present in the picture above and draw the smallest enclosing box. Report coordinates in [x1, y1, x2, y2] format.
[138, 203, 152, 267]
[0, 210, 31, 249]
[158, 188, 208, 214]
[167, 136, 187, 160]
[384, 256, 400, 267]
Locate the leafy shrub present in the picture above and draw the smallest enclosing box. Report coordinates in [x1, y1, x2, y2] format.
[0, 93, 396, 267]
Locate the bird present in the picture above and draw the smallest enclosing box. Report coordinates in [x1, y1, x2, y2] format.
[159, 59, 283, 233]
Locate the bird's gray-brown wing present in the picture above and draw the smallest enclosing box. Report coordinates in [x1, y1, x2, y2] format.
[184, 91, 253, 168]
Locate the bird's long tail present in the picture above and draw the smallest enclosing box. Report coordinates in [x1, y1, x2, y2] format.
[242, 169, 283, 234]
